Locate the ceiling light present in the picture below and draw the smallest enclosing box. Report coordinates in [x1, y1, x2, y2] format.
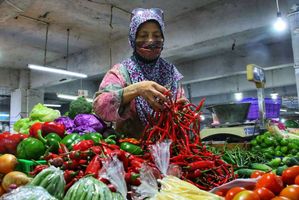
[274, 16, 287, 31]
[44, 104, 61, 108]
[280, 118, 286, 123]
[0, 113, 9, 117]
[280, 109, 287, 112]
[28, 64, 87, 78]
[295, 112, 299, 115]
[273, 0, 287, 32]
[57, 94, 93, 102]
[234, 92, 243, 101]
[270, 92, 279, 100]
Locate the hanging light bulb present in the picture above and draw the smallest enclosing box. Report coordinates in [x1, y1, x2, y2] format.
[273, 0, 287, 32]
[234, 92, 243, 101]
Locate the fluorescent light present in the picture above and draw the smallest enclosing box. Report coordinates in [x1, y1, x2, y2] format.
[28, 64, 87, 78]
[44, 104, 61, 108]
[274, 17, 287, 32]
[270, 93, 279, 100]
[295, 112, 299, 115]
[234, 92, 243, 101]
[57, 94, 93, 102]
[0, 114, 9, 117]
[280, 109, 287, 112]
[280, 118, 286, 123]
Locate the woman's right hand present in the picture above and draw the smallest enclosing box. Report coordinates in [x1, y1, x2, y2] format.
[136, 81, 169, 111]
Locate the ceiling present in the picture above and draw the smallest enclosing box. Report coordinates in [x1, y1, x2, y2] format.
[1, 0, 299, 117]
[0, 0, 217, 70]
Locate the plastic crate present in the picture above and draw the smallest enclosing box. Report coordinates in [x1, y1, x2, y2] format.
[241, 97, 281, 120]
[15, 159, 47, 175]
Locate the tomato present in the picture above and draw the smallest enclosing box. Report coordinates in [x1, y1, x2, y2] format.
[215, 189, 228, 197]
[251, 170, 266, 179]
[232, 190, 260, 200]
[225, 187, 246, 200]
[280, 185, 299, 200]
[295, 175, 299, 185]
[271, 197, 291, 200]
[256, 173, 284, 195]
[282, 166, 299, 185]
[253, 187, 275, 200]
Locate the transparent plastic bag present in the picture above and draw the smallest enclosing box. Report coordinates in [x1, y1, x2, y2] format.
[209, 178, 259, 194]
[99, 156, 127, 199]
[0, 185, 57, 200]
[149, 140, 171, 176]
[30, 166, 65, 200]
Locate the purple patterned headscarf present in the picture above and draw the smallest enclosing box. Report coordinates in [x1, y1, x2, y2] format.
[122, 8, 183, 124]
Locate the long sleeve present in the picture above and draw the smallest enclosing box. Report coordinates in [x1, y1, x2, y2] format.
[93, 64, 133, 122]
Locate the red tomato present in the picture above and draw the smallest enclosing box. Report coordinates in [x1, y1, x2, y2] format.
[282, 166, 299, 185]
[254, 187, 275, 200]
[271, 197, 291, 200]
[251, 170, 266, 179]
[256, 173, 284, 195]
[280, 185, 299, 200]
[225, 187, 246, 200]
[232, 190, 260, 200]
[295, 176, 299, 185]
[215, 188, 229, 197]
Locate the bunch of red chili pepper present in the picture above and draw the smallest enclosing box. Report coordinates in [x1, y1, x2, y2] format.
[142, 96, 235, 190]
[35, 140, 151, 192]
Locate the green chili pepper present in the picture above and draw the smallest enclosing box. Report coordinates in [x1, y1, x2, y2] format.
[38, 132, 62, 153]
[105, 138, 116, 145]
[61, 133, 82, 150]
[120, 142, 143, 155]
[83, 132, 103, 144]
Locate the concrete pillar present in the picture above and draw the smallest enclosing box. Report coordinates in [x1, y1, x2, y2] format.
[288, 8, 299, 107]
[9, 70, 44, 132]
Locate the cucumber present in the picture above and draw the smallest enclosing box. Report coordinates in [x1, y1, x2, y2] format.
[30, 168, 53, 186]
[284, 157, 299, 167]
[250, 163, 272, 172]
[235, 168, 255, 178]
[276, 165, 288, 176]
[267, 158, 281, 168]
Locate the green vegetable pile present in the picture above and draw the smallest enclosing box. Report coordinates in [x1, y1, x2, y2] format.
[68, 96, 93, 119]
[250, 131, 299, 158]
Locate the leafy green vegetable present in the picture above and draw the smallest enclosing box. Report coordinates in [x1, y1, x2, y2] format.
[13, 118, 40, 134]
[68, 96, 92, 119]
[29, 103, 61, 122]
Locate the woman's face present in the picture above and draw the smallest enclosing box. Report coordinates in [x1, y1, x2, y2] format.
[135, 21, 164, 60]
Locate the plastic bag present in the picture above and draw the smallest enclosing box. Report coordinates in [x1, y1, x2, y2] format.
[29, 104, 61, 122]
[0, 185, 57, 200]
[209, 178, 259, 194]
[99, 156, 127, 199]
[149, 140, 171, 176]
[30, 166, 65, 200]
[134, 164, 159, 199]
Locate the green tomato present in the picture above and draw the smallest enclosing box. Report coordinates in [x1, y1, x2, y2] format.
[280, 146, 288, 154]
[280, 138, 288, 146]
[256, 135, 263, 144]
[275, 150, 282, 157]
[250, 139, 258, 146]
[288, 142, 297, 150]
[264, 137, 275, 146]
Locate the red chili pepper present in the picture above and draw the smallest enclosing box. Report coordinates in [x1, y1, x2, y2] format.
[69, 150, 94, 160]
[41, 121, 65, 138]
[188, 161, 215, 170]
[62, 160, 79, 170]
[98, 177, 110, 184]
[107, 184, 117, 192]
[29, 165, 49, 176]
[43, 152, 59, 161]
[58, 143, 69, 154]
[29, 122, 43, 138]
[73, 140, 94, 151]
[90, 146, 103, 154]
[85, 154, 102, 178]
[119, 138, 140, 145]
[63, 170, 78, 183]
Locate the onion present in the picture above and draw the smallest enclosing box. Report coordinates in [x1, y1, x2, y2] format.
[1, 171, 31, 192]
[0, 185, 5, 197]
[0, 154, 18, 174]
